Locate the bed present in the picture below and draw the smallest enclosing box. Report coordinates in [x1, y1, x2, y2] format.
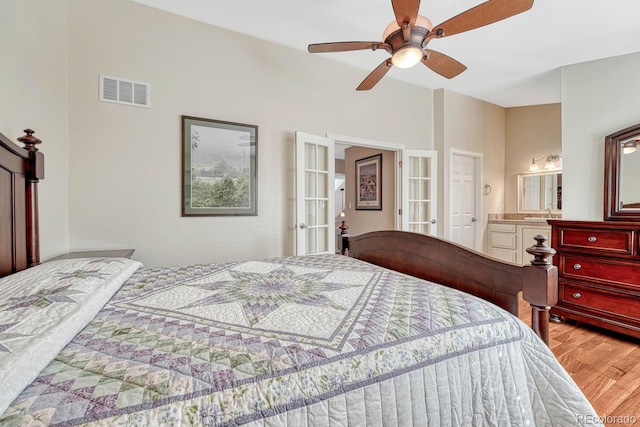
[0, 129, 601, 426]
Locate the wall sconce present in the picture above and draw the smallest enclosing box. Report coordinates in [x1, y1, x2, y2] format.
[529, 154, 562, 172]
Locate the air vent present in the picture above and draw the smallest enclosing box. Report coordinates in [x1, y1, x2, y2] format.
[99, 74, 150, 108]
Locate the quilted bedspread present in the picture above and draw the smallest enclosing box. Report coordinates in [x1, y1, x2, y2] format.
[0, 255, 599, 426]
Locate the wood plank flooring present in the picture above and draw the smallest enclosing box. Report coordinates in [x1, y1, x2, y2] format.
[519, 301, 640, 426]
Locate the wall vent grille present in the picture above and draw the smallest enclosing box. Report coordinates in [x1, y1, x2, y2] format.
[99, 74, 150, 108]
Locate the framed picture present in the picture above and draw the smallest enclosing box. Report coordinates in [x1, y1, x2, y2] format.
[181, 116, 257, 216]
[355, 153, 382, 210]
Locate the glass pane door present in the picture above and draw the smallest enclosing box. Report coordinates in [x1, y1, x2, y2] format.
[296, 132, 334, 255]
[402, 150, 437, 235]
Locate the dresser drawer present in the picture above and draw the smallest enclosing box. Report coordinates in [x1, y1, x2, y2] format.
[560, 281, 640, 322]
[560, 254, 640, 290]
[556, 227, 634, 255]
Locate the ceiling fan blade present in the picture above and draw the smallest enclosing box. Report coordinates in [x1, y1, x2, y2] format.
[391, 0, 420, 27]
[433, 0, 533, 38]
[357, 59, 393, 91]
[308, 41, 389, 53]
[421, 50, 467, 79]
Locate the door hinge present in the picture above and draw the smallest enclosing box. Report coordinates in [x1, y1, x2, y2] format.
[399, 160, 403, 168]
[398, 208, 402, 215]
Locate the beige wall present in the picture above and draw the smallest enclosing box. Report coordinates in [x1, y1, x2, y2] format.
[561, 52, 640, 220]
[343, 147, 396, 236]
[63, 0, 434, 266]
[7, 0, 628, 267]
[434, 89, 505, 248]
[0, 0, 70, 260]
[504, 104, 562, 213]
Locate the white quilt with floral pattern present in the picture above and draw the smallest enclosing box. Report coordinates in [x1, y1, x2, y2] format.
[0, 255, 600, 426]
[0, 257, 142, 416]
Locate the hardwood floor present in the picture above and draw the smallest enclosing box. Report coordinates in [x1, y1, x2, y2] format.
[519, 301, 640, 426]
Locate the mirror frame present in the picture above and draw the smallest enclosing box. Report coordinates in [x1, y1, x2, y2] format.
[517, 171, 562, 213]
[604, 122, 640, 221]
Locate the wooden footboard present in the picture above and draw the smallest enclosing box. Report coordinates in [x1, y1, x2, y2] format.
[347, 230, 557, 345]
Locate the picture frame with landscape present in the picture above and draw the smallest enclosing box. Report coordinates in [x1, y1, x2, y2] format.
[181, 116, 257, 216]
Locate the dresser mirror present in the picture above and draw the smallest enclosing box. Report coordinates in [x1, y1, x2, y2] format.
[517, 171, 562, 213]
[604, 123, 640, 220]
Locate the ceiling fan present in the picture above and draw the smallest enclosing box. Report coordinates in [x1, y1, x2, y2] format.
[308, 0, 534, 90]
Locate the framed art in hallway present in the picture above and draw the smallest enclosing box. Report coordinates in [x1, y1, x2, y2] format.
[355, 153, 382, 210]
[181, 116, 257, 216]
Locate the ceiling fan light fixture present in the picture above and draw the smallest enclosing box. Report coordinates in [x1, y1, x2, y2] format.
[383, 14, 432, 68]
[382, 21, 401, 41]
[382, 15, 433, 41]
[391, 45, 423, 68]
[309, 0, 535, 91]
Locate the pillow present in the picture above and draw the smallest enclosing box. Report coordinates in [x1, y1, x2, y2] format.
[0, 257, 142, 417]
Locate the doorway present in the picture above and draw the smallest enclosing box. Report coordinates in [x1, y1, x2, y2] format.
[330, 135, 405, 238]
[447, 150, 482, 250]
[296, 132, 437, 256]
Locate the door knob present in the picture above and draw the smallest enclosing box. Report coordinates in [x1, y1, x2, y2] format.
[299, 223, 306, 229]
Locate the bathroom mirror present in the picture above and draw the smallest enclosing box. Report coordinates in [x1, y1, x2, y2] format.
[517, 171, 562, 213]
[604, 123, 640, 220]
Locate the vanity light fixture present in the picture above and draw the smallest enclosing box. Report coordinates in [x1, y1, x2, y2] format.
[528, 158, 541, 172]
[544, 154, 561, 170]
[529, 154, 562, 172]
[622, 140, 637, 154]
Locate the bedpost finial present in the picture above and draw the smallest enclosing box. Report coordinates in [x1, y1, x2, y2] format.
[18, 129, 42, 151]
[526, 235, 556, 266]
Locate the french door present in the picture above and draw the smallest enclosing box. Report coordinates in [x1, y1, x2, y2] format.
[296, 133, 438, 253]
[401, 150, 437, 235]
[295, 132, 335, 255]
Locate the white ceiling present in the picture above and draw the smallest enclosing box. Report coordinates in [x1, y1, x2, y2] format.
[133, 0, 640, 107]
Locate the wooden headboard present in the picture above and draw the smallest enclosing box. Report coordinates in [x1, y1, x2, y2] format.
[0, 129, 44, 277]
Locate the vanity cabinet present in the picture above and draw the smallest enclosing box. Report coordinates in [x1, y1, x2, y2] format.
[519, 225, 552, 264]
[488, 223, 518, 263]
[548, 220, 640, 339]
[488, 222, 551, 265]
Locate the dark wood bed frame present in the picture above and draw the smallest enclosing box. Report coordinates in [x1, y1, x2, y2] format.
[0, 129, 557, 344]
[0, 129, 43, 277]
[347, 231, 557, 344]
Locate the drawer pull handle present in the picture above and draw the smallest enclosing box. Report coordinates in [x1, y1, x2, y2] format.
[573, 263, 582, 270]
[587, 236, 597, 243]
[572, 292, 582, 299]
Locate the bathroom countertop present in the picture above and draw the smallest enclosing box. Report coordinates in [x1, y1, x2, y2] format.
[487, 214, 559, 225]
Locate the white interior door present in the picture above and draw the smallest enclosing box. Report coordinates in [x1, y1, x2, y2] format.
[402, 150, 437, 235]
[449, 152, 479, 249]
[295, 132, 335, 255]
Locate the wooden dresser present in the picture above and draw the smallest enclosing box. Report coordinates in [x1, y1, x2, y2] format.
[548, 220, 640, 339]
